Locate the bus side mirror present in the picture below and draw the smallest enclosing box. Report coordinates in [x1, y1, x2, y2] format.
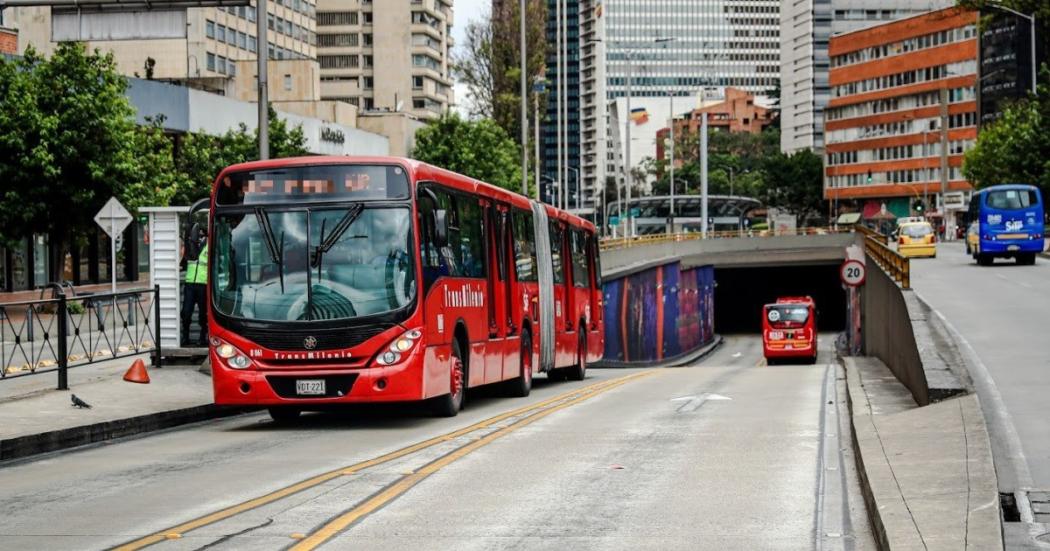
[434, 209, 450, 247]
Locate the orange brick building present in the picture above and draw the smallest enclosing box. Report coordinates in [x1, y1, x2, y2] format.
[656, 87, 776, 164]
[824, 7, 978, 219]
[0, 26, 16, 55]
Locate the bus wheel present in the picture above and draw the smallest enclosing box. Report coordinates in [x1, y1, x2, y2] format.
[565, 332, 587, 381]
[1018, 253, 1036, 266]
[268, 407, 301, 424]
[547, 368, 566, 382]
[977, 254, 993, 266]
[508, 330, 533, 397]
[432, 341, 465, 417]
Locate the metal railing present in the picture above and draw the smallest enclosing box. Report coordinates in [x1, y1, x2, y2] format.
[0, 286, 161, 389]
[599, 226, 851, 251]
[863, 235, 910, 289]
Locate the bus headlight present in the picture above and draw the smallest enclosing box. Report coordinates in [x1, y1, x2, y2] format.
[211, 338, 252, 369]
[375, 329, 423, 366]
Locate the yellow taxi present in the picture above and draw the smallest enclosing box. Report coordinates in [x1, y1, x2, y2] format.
[896, 220, 937, 258]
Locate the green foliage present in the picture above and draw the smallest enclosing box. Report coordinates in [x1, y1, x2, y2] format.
[412, 113, 526, 194]
[962, 78, 1050, 198]
[0, 45, 309, 249]
[956, 0, 1050, 24]
[761, 150, 826, 225]
[171, 106, 309, 205]
[0, 44, 146, 246]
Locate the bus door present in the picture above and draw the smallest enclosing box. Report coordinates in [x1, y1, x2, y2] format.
[486, 204, 516, 382]
[549, 221, 569, 366]
[588, 233, 603, 350]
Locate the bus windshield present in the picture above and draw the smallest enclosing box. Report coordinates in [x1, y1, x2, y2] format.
[212, 207, 416, 322]
[766, 305, 809, 325]
[985, 189, 1038, 210]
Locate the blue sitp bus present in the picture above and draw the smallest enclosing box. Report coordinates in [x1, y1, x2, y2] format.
[965, 184, 1044, 265]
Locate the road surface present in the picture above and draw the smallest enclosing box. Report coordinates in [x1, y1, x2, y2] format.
[911, 241, 1050, 490]
[0, 336, 872, 550]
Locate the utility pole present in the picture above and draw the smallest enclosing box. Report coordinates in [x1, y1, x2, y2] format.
[668, 91, 675, 235]
[555, 0, 563, 208]
[257, 0, 269, 160]
[519, 0, 528, 196]
[534, 79, 543, 201]
[560, 0, 569, 210]
[625, 54, 633, 237]
[701, 111, 709, 238]
[939, 86, 950, 237]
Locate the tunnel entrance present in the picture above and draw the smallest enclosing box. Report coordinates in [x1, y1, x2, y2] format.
[714, 263, 848, 333]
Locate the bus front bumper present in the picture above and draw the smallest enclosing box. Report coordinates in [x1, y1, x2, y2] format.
[212, 348, 434, 406]
[763, 340, 816, 359]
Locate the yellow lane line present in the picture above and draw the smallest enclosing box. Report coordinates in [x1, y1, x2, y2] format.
[111, 371, 650, 551]
[290, 371, 657, 550]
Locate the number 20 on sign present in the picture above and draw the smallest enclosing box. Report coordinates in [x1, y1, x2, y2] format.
[840, 259, 866, 287]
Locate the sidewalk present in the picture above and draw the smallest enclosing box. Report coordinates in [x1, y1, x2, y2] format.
[0, 353, 239, 462]
[844, 357, 1001, 550]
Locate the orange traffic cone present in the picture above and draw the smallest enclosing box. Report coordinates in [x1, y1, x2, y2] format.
[123, 358, 150, 384]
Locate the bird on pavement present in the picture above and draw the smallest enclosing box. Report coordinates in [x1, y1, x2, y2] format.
[71, 394, 92, 409]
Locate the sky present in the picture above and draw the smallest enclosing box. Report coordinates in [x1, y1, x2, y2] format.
[451, 0, 490, 116]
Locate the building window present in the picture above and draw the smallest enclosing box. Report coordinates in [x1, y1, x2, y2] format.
[363, 55, 373, 68]
[318, 54, 360, 69]
[207, 52, 216, 72]
[284, 74, 292, 91]
[317, 11, 358, 26]
[363, 12, 373, 25]
[206, 20, 215, 39]
[248, 36, 257, 53]
[363, 33, 372, 46]
[217, 24, 226, 43]
[364, 97, 374, 110]
[413, 76, 424, 89]
[363, 76, 373, 89]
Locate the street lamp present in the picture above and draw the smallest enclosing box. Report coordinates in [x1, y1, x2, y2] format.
[519, 0, 528, 196]
[986, 4, 1038, 95]
[567, 167, 580, 211]
[622, 37, 674, 237]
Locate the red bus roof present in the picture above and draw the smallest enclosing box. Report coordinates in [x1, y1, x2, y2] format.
[213, 155, 595, 232]
[765, 296, 815, 307]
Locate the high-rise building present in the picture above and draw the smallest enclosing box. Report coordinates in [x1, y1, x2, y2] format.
[316, 0, 454, 119]
[542, 0, 580, 207]
[570, 0, 780, 216]
[824, 7, 978, 222]
[779, 0, 952, 154]
[978, 12, 1048, 125]
[12, 1, 317, 95]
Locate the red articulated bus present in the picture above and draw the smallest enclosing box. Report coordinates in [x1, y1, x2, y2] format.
[205, 157, 604, 420]
[761, 296, 817, 365]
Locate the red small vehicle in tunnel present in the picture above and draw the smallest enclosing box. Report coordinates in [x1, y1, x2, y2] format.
[762, 297, 818, 364]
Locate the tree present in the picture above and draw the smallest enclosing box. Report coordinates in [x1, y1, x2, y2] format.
[0, 43, 171, 254]
[762, 150, 826, 225]
[957, 0, 1050, 24]
[411, 113, 525, 193]
[170, 106, 309, 205]
[962, 88, 1050, 197]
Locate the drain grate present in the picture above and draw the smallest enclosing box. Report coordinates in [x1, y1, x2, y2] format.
[1001, 493, 1021, 523]
[1030, 491, 1050, 524]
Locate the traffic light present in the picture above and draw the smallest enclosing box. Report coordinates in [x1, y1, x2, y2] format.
[866, 170, 873, 184]
[913, 199, 925, 214]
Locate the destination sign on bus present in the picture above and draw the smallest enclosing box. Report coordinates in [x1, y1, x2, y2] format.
[216, 164, 410, 205]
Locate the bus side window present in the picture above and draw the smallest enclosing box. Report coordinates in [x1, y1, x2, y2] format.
[589, 233, 602, 288]
[570, 230, 590, 288]
[512, 209, 537, 282]
[549, 222, 565, 284]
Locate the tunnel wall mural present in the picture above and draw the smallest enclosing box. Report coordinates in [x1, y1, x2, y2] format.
[601, 263, 715, 365]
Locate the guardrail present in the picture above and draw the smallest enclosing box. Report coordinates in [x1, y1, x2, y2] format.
[856, 224, 889, 245]
[599, 226, 851, 251]
[0, 286, 161, 389]
[864, 236, 910, 289]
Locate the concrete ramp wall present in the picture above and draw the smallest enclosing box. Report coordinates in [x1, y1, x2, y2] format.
[599, 262, 716, 367]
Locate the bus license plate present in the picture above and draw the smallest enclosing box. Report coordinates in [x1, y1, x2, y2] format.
[769, 331, 785, 340]
[296, 379, 326, 396]
[1008, 245, 1020, 251]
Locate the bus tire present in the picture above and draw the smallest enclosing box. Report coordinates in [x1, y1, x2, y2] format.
[268, 406, 301, 424]
[547, 368, 566, 382]
[431, 340, 465, 417]
[1018, 253, 1036, 265]
[565, 331, 587, 381]
[977, 254, 993, 266]
[508, 330, 533, 397]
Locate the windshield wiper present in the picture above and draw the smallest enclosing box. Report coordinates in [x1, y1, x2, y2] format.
[254, 208, 286, 293]
[311, 203, 364, 269]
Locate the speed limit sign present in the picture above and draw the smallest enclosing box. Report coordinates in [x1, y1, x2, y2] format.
[840, 259, 866, 287]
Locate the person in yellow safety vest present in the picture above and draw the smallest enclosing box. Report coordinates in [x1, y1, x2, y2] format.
[181, 227, 209, 346]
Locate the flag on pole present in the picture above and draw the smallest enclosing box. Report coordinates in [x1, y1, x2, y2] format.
[630, 107, 649, 125]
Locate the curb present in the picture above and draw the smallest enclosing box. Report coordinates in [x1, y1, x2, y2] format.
[0, 404, 249, 462]
[591, 334, 723, 369]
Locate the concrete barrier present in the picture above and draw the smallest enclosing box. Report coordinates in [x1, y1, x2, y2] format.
[861, 264, 930, 405]
[598, 261, 716, 367]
